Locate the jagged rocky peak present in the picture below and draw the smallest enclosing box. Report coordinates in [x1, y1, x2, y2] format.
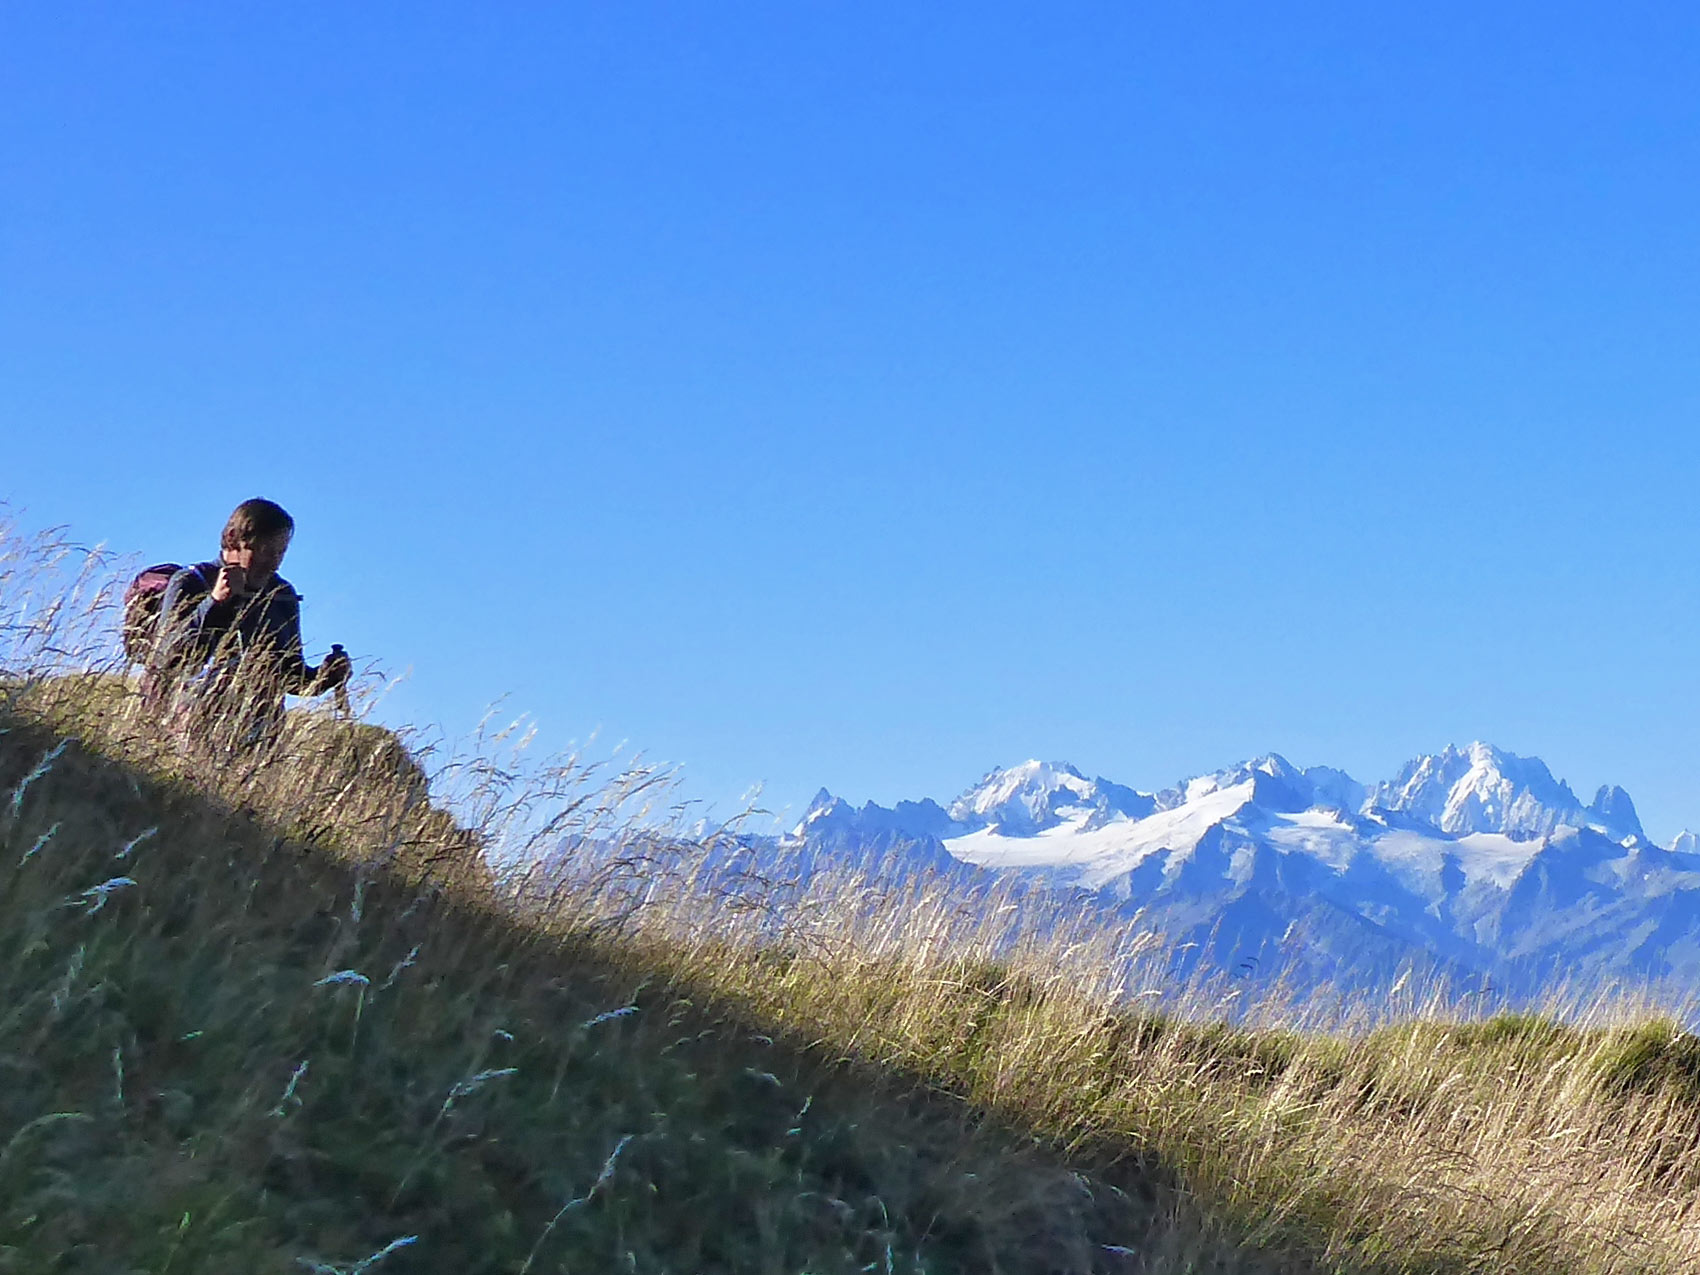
[1588, 784, 1645, 842]
[1157, 754, 1366, 816]
[947, 760, 1155, 834]
[789, 786, 959, 847]
[1367, 742, 1632, 841]
[797, 787, 851, 828]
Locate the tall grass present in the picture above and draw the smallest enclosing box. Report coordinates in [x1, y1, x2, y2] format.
[2, 514, 1698, 1273]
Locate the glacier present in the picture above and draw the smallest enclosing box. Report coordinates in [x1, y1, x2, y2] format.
[783, 745, 1700, 1008]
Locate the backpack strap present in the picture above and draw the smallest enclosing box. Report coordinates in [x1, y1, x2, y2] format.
[177, 561, 221, 601]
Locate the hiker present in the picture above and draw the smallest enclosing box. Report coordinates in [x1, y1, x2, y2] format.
[144, 498, 351, 751]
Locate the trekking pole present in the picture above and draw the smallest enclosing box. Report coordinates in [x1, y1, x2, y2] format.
[329, 643, 352, 718]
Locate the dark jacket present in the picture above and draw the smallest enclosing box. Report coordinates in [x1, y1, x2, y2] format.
[148, 561, 322, 744]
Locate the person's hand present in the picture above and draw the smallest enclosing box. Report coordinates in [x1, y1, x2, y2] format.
[211, 563, 247, 603]
[319, 644, 353, 689]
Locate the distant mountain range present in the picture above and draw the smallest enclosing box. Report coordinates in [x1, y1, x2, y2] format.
[779, 744, 1700, 1006]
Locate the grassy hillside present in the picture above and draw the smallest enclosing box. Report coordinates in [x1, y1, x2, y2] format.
[1, 533, 1698, 1273]
[0, 680, 1277, 1274]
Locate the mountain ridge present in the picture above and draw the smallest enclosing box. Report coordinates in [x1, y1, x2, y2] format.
[784, 744, 1700, 1004]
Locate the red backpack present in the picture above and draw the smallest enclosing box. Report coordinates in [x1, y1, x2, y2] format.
[121, 563, 214, 664]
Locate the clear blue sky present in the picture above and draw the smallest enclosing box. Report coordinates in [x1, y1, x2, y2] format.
[5, 4, 1700, 838]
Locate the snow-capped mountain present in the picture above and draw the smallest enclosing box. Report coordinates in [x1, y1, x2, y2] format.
[786, 745, 1700, 1005]
[948, 760, 1156, 833]
[1367, 742, 1644, 842]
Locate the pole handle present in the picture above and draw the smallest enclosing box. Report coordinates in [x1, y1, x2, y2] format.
[329, 643, 352, 717]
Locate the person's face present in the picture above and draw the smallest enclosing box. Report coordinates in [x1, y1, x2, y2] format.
[224, 530, 292, 587]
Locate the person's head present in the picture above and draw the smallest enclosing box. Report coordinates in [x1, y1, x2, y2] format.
[221, 498, 294, 586]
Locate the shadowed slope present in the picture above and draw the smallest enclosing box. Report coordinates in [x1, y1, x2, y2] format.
[0, 700, 1287, 1275]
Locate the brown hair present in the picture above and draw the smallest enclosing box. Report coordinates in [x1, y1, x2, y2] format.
[221, 498, 295, 551]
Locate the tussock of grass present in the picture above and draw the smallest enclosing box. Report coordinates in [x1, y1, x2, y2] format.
[3, 520, 1699, 1273]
